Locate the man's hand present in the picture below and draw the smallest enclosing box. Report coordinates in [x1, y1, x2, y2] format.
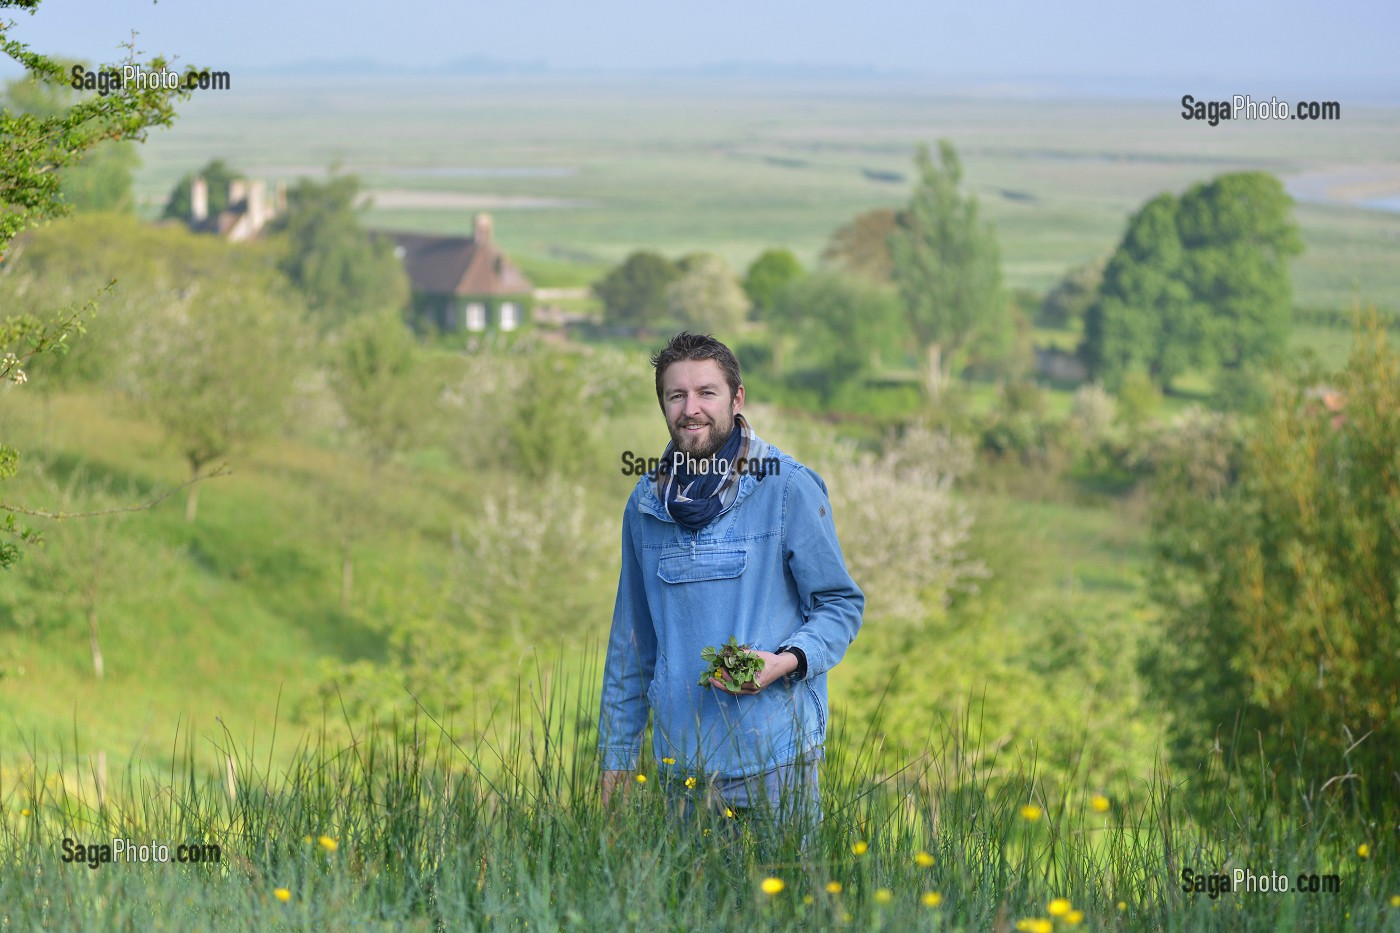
[709, 649, 798, 694]
[601, 770, 632, 807]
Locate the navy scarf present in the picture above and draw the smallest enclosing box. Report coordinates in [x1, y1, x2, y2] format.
[657, 414, 751, 531]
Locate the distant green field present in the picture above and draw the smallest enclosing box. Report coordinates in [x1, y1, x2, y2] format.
[134, 76, 1400, 307]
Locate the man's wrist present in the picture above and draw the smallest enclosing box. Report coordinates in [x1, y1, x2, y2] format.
[777, 645, 807, 681]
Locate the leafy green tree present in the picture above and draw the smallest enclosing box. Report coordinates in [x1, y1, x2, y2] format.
[161, 157, 242, 221]
[1082, 173, 1302, 392]
[889, 142, 1007, 400]
[266, 172, 408, 329]
[127, 237, 306, 521]
[666, 253, 750, 333]
[1142, 316, 1400, 812]
[1081, 194, 1201, 390]
[821, 207, 898, 283]
[770, 270, 903, 398]
[743, 248, 803, 317]
[592, 250, 680, 329]
[1178, 172, 1303, 371]
[1, 1, 190, 568]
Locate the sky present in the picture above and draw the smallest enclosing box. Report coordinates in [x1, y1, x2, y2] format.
[3, 0, 1399, 98]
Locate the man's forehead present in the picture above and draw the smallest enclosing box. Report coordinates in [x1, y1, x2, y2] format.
[662, 359, 728, 392]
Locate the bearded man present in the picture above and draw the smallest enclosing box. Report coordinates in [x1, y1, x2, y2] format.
[598, 331, 864, 829]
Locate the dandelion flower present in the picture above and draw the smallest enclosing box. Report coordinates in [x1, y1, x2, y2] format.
[1066, 910, 1084, 925]
[273, 887, 291, 903]
[20, 809, 29, 817]
[635, 774, 647, 784]
[725, 807, 735, 818]
[1091, 794, 1111, 812]
[914, 850, 935, 867]
[1390, 895, 1400, 908]
[825, 881, 842, 894]
[1358, 843, 1370, 858]
[1020, 804, 1042, 822]
[851, 840, 869, 856]
[802, 894, 814, 905]
[760, 877, 785, 895]
[1047, 898, 1071, 916]
[318, 835, 338, 852]
[921, 892, 942, 907]
[661, 757, 675, 765]
[685, 777, 697, 789]
[874, 888, 893, 905]
[1117, 901, 1127, 911]
[1014, 919, 1053, 933]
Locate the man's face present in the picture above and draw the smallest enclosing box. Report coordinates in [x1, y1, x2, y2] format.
[660, 359, 744, 459]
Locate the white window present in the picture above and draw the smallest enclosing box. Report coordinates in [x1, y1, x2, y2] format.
[466, 302, 486, 332]
[499, 302, 519, 332]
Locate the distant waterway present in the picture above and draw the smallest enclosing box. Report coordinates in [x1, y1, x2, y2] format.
[1285, 168, 1400, 215]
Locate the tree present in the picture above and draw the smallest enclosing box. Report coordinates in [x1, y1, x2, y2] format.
[1081, 194, 1202, 390]
[2, 1, 190, 568]
[1178, 172, 1303, 371]
[1039, 256, 1105, 329]
[266, 172, 408, 329]
[889, 142, 1007, 401]
[822, 207, 898, 283]
[127, 236, 306, 521]
[1142, 316, 1400, 813]
[326, 311, 437, 609]
[592, 250, 680, 329]
[769, 270, 904, 397]
[743, 248, 803, 317]
[665, 253, 750, 333]
[1081, 173, 1302, 392]
[161, 157, 242, 221]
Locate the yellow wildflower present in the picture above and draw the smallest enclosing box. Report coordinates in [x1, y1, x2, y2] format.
[273, 887, 291, 903]
[921, 892, 942, 907]
[914, 850, 935, 867]
[661, 757, 675, 765]
[1091, 794, 1111, 812]
[20, 809, 29, 817]
[1015, 919, 1053, 933]
[1020, 804, 1042, 822]
[825, 881, 842, 894]
[760, 877, 785, 895]
[635, 774, 647, 784]
[851, 840, 869, 855]
[874, 888, 893, 905]
[1390, 895, 1400, 908]
[1066, 910, 1084, 925]
[318, 835, 337, 852]
[1047, 898, 1071, 916]
[685, 777, 697, 789]
[802, 894, 814, 905]
[1117, 901, 1127, 911]
[725, 807, 735, 818]
[1358, 843, 1370, 858]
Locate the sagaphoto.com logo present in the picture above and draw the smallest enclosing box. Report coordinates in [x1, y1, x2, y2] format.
[71, 63, 232, 97]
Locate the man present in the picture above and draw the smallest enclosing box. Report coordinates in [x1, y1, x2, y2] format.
[598, 332, 864, 827]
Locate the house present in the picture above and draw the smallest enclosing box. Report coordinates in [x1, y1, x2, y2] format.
[387, 214, 534, 333]
[188, 177, 283, 241]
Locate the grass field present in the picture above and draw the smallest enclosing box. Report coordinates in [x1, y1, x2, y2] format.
[132, 76, 1400, 308]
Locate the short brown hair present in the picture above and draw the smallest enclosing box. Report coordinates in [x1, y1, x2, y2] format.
[651, 332, 742, 407]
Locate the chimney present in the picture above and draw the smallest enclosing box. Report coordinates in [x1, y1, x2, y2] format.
[474, 213, 493, 243]
[191, 177, 208, 223]
[248, 179, 266, 232]
[229, 179, 247, 206]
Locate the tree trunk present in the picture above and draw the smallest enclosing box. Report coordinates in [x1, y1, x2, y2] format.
[924, 342, 944, 402]
[185, 477, 201, 523]
[88, 604, 104, 680]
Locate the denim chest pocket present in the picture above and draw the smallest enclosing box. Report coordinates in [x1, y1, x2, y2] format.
[656, 548, 748, 584]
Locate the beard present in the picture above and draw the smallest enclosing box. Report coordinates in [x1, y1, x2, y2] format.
[668, 409, 736, 460]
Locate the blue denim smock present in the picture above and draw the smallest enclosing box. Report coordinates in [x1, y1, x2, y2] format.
[598, 432, 864, 780]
